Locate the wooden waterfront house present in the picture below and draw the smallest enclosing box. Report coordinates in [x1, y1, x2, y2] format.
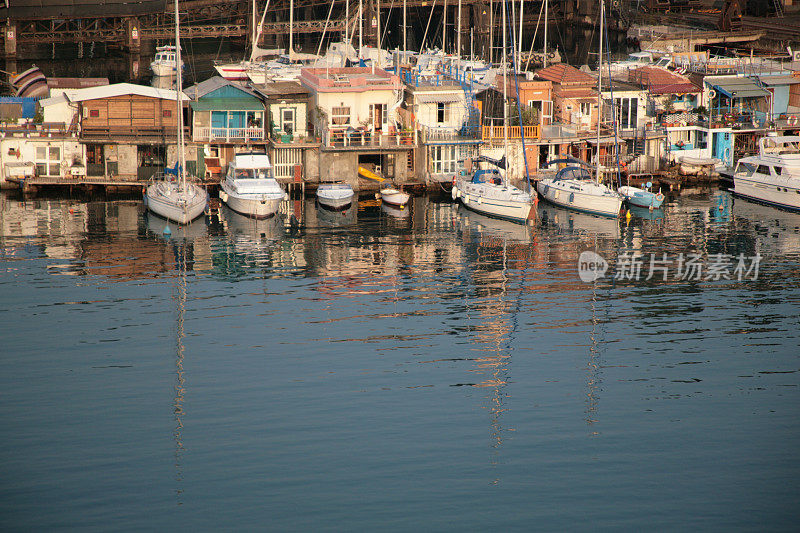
[299, 67, 412, 189]
[251, 81, 319, 183]
[39, 83, 187, 180]
[184, 77, 266, 179]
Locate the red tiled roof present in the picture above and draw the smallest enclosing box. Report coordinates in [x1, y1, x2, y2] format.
[628, 66, 688, 86]
[535, 63, 595, 86]
[649, 82, 701, 95]
[557, 87, 597, 99]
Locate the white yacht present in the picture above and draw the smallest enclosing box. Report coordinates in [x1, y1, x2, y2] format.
[150, 45, 183, 77]
[452, 157, 535, 223]
[219, 152, 288, 219]
[732, 136, 800, 211]
[536, 158, 623, 218]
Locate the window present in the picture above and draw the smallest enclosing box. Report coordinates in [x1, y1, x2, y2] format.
[696, 130, 708, 149]
[331, 106, 350, 126]
[614, 97, 639, 129]
[437, 103, 449, 124]
[757, 165, 771, 175]
[89, 109, 99, 118]
[580, 102, 591, 116]
[280, 107, 296, 134]
[369, 103, 388, 130]
[774, 166, 782, 175]
[430, 145, 457, 174]
[35, 145, 61, 176]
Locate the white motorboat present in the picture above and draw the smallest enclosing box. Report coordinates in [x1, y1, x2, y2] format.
[379, 187, 410, 209]
[150, 45, 183, 77]
[618, 183, 665, 210]
[733, 135, 800, 212]
[317, 182, 355, 210]
[536, 159, 623, 217]
[219, 151, 288, 219]
[145, 2, 208, 225]
[452, 156, 535, 223]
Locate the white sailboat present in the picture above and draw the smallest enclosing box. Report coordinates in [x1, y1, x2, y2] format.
[214, 0, 283, 81]
[536, 0, 622, 218]
[452, 0, 535, 224]
[219, 151, 287, 219]
[145, 0, 209, 225]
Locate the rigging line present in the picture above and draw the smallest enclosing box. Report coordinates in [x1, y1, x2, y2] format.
[420, 0, 438, 53]
[504, 0, 532, 191]
[524, 0, 545, 71]
[603, 9, 622, 189]
[380, 0, 395, 47]
[315, 0, 337, 58]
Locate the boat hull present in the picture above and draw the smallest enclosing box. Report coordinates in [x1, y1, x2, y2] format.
[618, 186, 665, 209]
[537, 179, 622, 218]
[380, 188, 410, 208]
[454, 180, 533, 223]
[733, 175, 800, 212]
[214, 64, 249, 81]
[221, 182, 283, 219]
[317, 184, 354, 210]
[145, 181, 208, 225]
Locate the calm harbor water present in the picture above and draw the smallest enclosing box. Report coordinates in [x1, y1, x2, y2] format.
[1, 188, 799, 530]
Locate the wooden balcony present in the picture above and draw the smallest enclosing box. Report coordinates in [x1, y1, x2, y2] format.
[481, 125, 540, 141]
[324, 128, 415, 150]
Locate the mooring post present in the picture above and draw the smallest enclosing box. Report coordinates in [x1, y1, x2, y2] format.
[4, 24, 17, 59]
[125, 18, 141, 54]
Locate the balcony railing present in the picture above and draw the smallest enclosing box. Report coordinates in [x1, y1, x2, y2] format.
[481, 124, 540, 141]
[324, 128, 415, 148]
[420, 125, 481, 142]
[193, 127, 264, 142]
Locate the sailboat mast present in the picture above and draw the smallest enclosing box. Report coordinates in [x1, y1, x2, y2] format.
[175, 0, 186, 189]
[443, 0, 447, 54]
[289, 0, 294, 55]
[403, 0, 407, 53]
[358, 0, 362, 55]
[457, 0, 462, 68]
[543, 0, 548, 69]
[518, 0, 523, 66]
[595, 0, 603, 184]
[502, 0, 508, 157]
[251, 0, 256, 56]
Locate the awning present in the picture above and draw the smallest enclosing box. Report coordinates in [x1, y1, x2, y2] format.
[709, 77, 769, 99]
[416, 93, 462, 104]
[189, 98, 264, 111]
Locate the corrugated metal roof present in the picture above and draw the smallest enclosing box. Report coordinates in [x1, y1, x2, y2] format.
[760, 75, 800, 86]
[62, 83, 182, 102]
[416, 93, 462, 103]
[189, 98, 265, 111]
[183, 76, 259, 100]
[708, 77, 769, 99]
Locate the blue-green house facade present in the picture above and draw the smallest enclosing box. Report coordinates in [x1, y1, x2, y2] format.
[186, 77, 266, 143]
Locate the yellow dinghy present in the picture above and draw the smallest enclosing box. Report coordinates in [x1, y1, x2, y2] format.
[358, 166, 385, 182]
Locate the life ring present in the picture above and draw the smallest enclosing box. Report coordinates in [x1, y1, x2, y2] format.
[789, 115, 798, 126]
[676, 140, 685, 148]
[708, 89, 716, 99]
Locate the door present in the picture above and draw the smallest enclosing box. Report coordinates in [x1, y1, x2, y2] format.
[712, 131, 732, 166]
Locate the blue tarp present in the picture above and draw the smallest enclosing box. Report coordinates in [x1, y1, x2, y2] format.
[0, 97, 38, 118]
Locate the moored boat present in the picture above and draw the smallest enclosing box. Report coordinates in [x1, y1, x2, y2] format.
[220, 151, 287, 219]
[452, 156, 535, 223]
[618, 183, 665, 210]
[317, 182, 355, 210]
[732, 135, 800, 212]
[379, 187, 410, 209]
[536, 158, 623, 217]
[150, 45, 183, 77]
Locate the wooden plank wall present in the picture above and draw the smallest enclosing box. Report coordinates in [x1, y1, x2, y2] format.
[81, 95, 179, 135]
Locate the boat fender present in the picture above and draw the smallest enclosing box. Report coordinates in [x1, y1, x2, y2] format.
[283, 193, 289, 201]
[789, 115, 798, 126]
[451, 186, 458, 200]
[219, 191, 228, 202]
